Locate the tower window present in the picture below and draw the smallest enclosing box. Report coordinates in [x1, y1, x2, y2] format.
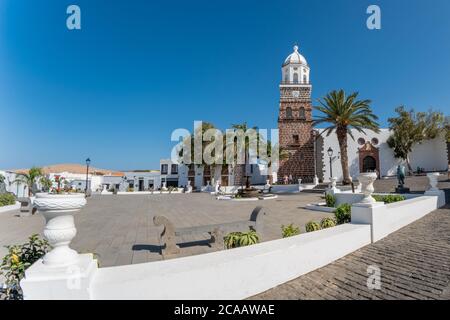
[303, 75, 307, 83]
[293, 135, 299, 144]
[293, 73, 299, 83]
[286, 107, 293, 119]
[299, 107, 306, 119]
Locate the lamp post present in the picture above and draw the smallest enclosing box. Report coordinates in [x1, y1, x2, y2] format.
[85, 158, 91, 196]
[327, 147, 333, 180]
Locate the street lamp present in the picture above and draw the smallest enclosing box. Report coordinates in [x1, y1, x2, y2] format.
[327, 147, 333, 180]
[85, 158, 91, 196]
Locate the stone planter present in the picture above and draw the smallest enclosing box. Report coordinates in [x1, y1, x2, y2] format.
[326, 177, 339, 195]
[358, 172, 378, 204]
[426, 172, 440, 192]
[33, 193, 87, 267]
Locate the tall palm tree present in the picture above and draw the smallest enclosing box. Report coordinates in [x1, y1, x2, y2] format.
[261, 142, 290, 184]
[229, 122, 258, 187]
[14, 166, 44, 196]
[179, 122, 220, 185]
[314, 90, 380, 184]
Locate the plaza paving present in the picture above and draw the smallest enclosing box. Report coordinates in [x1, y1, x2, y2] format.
[0, 192, 330, 267]
[1, 174, 449, 299]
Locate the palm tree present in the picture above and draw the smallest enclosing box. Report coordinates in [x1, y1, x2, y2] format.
[261, 142, 290, 184]
[314, 90, 380, 184]
[179, 122, 221, 186]
[228, 122, 258, 188]
[14, 167, 44, 196]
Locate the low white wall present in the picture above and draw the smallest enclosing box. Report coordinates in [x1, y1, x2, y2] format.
[352, 195, 442, 242]
[335, 192, 420, 206]
[270, 184, 299, 194]
[90, 223, 371, 299]
[116, 190, 183, 195]
[0, 201, 21, 214]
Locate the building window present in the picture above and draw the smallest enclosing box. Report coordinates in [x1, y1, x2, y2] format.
[286, 107, 293, 119]
[303, 75, 307, 83]
[357, 138, 366, 145]
[293, 73, 299, 83]
[371, 137, 379, 145]
[293, 134, 299, 144]
[171, 164, 178, 174]
[161, 164, 168, 174]
[299, 107, 305, 119]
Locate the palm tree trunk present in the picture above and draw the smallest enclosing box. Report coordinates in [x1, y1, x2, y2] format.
[336, 127, 351, 184]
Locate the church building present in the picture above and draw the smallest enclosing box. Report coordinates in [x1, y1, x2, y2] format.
[277, 45, 448, 184]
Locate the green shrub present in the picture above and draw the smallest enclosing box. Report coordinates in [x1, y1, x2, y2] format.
[372, 194, 406, 204]
[238, 230, 260, 247]
[320, 217, 336, 229]
[325, 194, 336, 207]
[281, 224, 300, 238]
[334, 203, 351, 225]
[224, 230, 260, 249]
[0, 194, 16, 207]
[0, 234, 49, 300]
[305, 221, 321, 233]
[224, 232, 242, 249]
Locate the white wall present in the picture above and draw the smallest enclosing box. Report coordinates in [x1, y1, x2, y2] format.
[321, 129, 448, 182]
[352, 193, 444, 242]
[90, 223, 371, 299]
[0, 170, 28, 198]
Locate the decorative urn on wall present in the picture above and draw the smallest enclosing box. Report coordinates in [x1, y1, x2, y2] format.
[358, 172, 378, 204]
[426, 172, 440, 192]
[33, 192, 87, 267]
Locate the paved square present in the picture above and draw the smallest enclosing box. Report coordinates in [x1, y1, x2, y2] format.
[0, 192, 329, 267]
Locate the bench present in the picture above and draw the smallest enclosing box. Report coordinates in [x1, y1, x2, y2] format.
[17, 197, 36, 217]
[153, 206, 266, 259]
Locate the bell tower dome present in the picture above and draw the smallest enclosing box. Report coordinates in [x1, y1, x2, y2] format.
[281, 45, 310, 85]
[277, 44, 315, 183]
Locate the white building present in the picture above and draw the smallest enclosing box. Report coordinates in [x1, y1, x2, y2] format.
[318, 129, 448, 182]
[0, 170, 29, 198]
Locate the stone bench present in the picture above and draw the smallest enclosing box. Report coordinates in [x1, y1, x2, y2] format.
[17, 197, 37, 217]
[153, 206, 266, 259]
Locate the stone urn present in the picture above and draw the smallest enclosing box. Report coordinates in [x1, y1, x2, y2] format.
[33, 193, 87, 267]
[358, 172, 378, 204]
[426, 172, 440, 192]
[327, 177, 339, 195]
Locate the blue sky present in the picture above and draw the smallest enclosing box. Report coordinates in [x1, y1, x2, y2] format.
[1, 0, 449, 170]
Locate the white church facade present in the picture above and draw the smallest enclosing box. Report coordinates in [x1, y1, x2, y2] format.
[317, 129, 448, 183]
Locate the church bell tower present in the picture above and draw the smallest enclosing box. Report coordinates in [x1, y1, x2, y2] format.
[277, 45, 315, 183]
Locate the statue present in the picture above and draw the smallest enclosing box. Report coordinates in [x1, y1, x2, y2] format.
[397, 165, 405, 187]
[395, 164, 410, 193]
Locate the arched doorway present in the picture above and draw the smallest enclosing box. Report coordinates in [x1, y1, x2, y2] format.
[358, 141, 380, 176]
[362, 156, 376, 172]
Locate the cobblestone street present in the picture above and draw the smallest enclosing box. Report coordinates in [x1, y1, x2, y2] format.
[251, 203, 450, 300]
